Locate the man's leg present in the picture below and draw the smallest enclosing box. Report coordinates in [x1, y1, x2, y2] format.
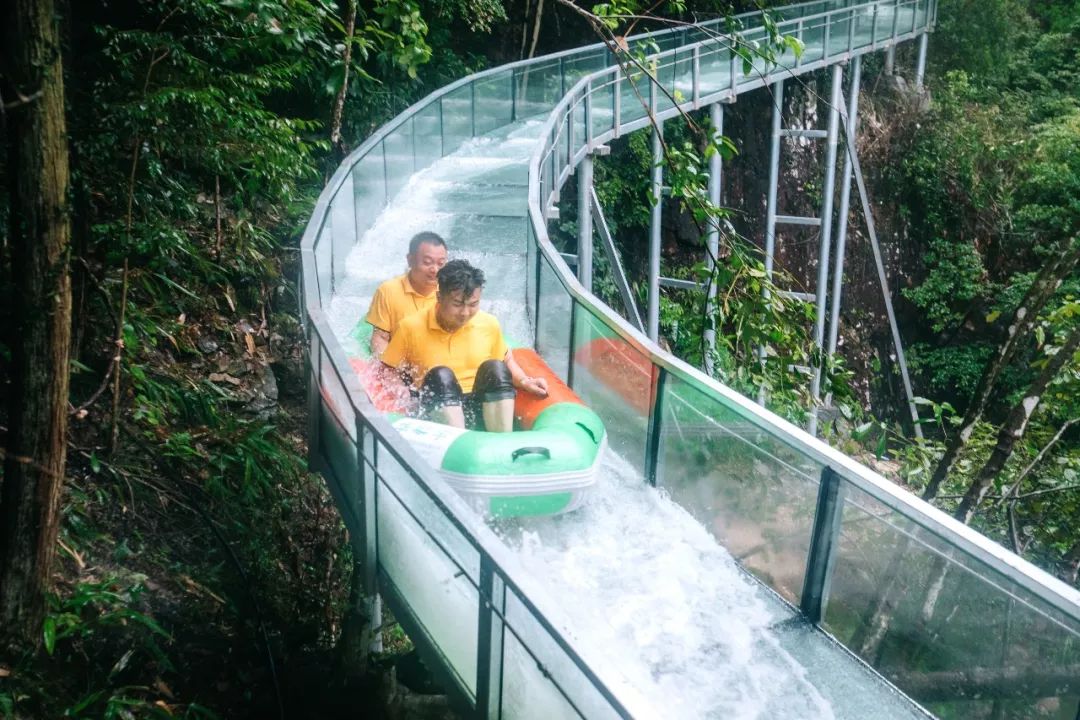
[418, 366, 466, 428]
[472, 359, 516, 432]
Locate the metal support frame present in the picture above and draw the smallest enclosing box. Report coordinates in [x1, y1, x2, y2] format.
[648, 100, 664, 342]
[807, 64, 844, 437]
[591, 188, 645, 331]
[801, 466, 845, 623]
[837, 92, 923, 436]
[759, 79, 784, 405]
[915, 31, 929, 89]
[827, 56, 861, 385]
[577, 155, 594, 292]
[884, 46, 895, 74]
[705, 102, 723, 376]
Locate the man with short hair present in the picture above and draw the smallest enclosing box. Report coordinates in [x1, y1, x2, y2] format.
[365, 231, 448, 358]
[381, 260, 548, 431]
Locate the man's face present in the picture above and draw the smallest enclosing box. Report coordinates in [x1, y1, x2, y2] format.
[407, 242, 448, 288]
[436, 287, 481, 332]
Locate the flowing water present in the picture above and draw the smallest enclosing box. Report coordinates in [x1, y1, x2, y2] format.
[327, 123, 924, 720]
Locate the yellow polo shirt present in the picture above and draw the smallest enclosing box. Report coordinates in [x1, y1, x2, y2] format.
[365, 273, 437, 335]
[381, 306, 509, 393]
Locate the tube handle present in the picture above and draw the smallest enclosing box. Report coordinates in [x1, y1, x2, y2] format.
[511, 446, 551, 461]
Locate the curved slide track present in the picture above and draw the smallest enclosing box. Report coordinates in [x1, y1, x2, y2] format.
[301, 2, 1080, 718]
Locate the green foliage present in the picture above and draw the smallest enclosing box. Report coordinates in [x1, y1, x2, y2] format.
[901, 236, 986, 334]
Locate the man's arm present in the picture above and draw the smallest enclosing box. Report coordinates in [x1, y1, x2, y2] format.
[370, 327, 390, 358]
[505, 350, 548, 398]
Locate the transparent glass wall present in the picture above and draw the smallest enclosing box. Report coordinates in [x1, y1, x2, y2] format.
[570, 307, 652, 471]
[656, 374, 821, 604]
[825, 483, 1080, 718]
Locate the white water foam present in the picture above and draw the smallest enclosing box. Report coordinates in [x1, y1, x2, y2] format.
[494, 451, 836, 720]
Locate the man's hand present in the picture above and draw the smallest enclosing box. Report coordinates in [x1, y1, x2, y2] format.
[518, 375, 548, 398]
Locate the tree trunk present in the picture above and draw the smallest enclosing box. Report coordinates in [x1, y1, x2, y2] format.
[330, 0, 358, 160]
[955, 326, 1080, 523]
[922, 238, 1080, 502]
[0, 0, 73, 652]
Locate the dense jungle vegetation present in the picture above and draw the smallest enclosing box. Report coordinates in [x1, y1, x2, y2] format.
[0, 0, 1077, 717]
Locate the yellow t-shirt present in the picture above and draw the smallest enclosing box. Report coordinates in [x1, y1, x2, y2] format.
[365, 273, 437, 335]
[381, 306, 509, 393]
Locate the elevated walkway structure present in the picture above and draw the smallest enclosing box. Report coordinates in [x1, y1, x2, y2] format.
[300, 2, 1080, 717]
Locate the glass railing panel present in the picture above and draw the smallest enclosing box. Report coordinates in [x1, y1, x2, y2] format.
[698, 40, 732, 97]
[653, 54, 677, 114]
[572, 93, 586, 155]
[534, 254, 573, 380]
[801, 14, 828, 64]
[441, 85, 475, 157]
[589, 75, 616, 140]
[516, 59, 564, 119]
[556, 113, 570, 179]
[824, 482, 1080, 719]
[827, 13, 851, 57]
[475, 70, 514, 135]
[383, 123, 414, 202]
[563, 51, 608, 88]
[330, 172, 356, 290]
[374, 440, 482, 696]
[350, 145, 386, 254]
[670, 47, 694, 107]
[571, 306, 651, 470]
[414, 101, 443, 170]
[656, 373, 822, 605]
[620, 68, 651, 125]
[850, 5, 874, 49]
[499, 587, 623, 719]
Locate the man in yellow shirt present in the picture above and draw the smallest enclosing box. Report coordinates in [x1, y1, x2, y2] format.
[381, 260, 548, 431]
[365, 231, 448, 358]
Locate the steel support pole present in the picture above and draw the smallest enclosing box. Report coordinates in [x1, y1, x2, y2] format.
[838, 93, 923, 437]
[915, 31, 929, 90]
[705, 102, 723, 375]
[758, 79, 784, 405]
[649, 121, 663, 342]
[884, 46, 895, 75]
[826, 57, 861, 364]
[577, 155, 594, 293]
[808, 64, 844, 437]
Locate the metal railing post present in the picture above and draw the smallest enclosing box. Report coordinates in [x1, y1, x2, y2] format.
[692, 45, 701, 108]
[795, 20, 805, 68]
[584, 81, 593, 146]
[827, 56, 860, 368]
[475, 557, 506, 720]
[648, 82, 663, 343]
[822, 11, 832, 62]
[870, 4, 879, 47]
[808, 63, 843, 437]
[729, 33, 739, 94]
[577, 155, 594, 293]
[470, 82, 477, 137]
[758, 78, 784, 405]
[801, 466, 845, 624]
[705, 102, 723, 376]
[510, 69, 517, 122]
[644, 367, 667, 486]
[612, 69, 622, 138]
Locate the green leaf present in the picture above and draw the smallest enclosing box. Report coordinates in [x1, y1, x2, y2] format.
[43, 616, 57, 655]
